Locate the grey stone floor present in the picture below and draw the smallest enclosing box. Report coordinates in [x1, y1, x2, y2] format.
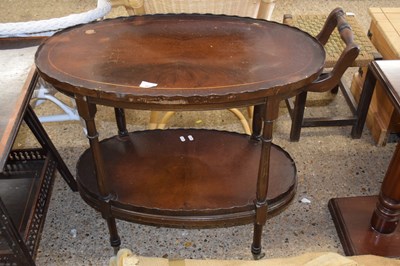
[3, 0, 400, 265]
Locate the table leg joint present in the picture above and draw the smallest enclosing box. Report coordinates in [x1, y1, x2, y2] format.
[254, 200, 268, 225]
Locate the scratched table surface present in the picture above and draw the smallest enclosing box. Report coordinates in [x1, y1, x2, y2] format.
[0, 44, 38, 169]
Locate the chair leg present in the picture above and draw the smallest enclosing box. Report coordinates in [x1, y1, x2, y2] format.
[289, 91, 308, 142]
[158, 111, 175, 129]
[151, 108, 253, 133]
[148, 111, 159, 129]
[247, 106, 254, 130]
[228, 108, 251, 135]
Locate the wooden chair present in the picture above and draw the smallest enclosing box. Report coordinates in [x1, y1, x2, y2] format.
[111, 0, 277, 135]
[283, 8, 381, 141]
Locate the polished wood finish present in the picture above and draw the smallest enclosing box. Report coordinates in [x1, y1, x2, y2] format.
[118, 0, 276, 131]
[36, 14, 324, 109]
[329, 196, 400, 257]
[331, 60, 400, 257]
[35, 14, 325, 257]
[77, 129, 296, 226]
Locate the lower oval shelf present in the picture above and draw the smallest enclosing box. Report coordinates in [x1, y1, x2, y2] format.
[77, 129, 297, 227]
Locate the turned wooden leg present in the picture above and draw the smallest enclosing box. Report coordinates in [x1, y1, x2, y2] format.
[76, 97, 121, 251]
[329, 61, 400, 256]
[251, 99, 278, 259]
[328, 135, 400, 257]
[251, 223, 264, 258]
[370, 142, 400, 233]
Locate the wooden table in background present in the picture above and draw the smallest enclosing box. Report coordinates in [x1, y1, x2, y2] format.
[330, 60, 400, 257]
[0, 39, 77, 265]
[351, 8, 400, 145]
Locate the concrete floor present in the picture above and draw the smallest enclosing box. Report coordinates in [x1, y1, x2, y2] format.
[3, 0, 400, 265]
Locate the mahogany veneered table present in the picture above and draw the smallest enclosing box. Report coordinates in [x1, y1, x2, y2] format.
[35, 14, 325, 257]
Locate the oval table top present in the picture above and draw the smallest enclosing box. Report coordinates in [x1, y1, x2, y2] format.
[35, 14, 325, 109]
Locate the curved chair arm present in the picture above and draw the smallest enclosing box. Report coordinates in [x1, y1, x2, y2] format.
[111, 0, 145, 15]
[283, 8, 346, 46]
[307, 8, 360, 92]
[315, 7, 345, 45]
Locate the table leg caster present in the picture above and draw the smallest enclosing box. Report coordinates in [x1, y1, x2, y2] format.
[109, 233, 121, 255]
[110, 237, 121, 255]
[112, 245, 120, 255]
[251, 245, 265, 260]
[106, 217, 121, 255]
